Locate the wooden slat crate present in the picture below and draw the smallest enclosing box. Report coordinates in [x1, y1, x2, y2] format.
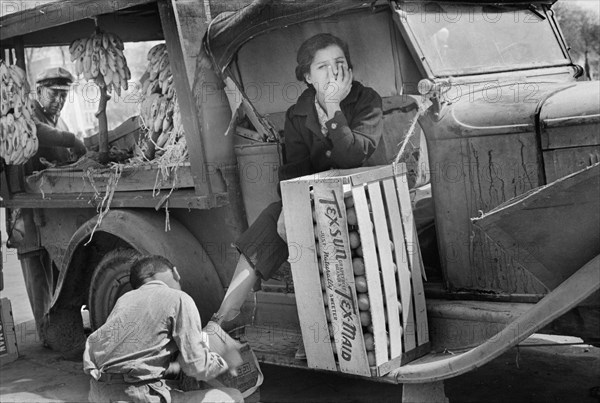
[281, 164, 429, 377]
[83, 115, 141, 151]
[0, 298, 19, 366]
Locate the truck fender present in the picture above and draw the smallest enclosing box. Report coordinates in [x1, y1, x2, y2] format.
[390, 254, 600, 383]
[52, 209, 225, 318]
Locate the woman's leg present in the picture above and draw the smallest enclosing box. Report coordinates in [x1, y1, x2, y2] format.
[213, 254, 258, 325]
[215, 201, 288, 325]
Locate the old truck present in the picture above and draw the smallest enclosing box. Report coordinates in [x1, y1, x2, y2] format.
[1, 0, 598, 400]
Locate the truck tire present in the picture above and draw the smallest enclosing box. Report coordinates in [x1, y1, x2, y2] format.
[88, 248, 140, 329]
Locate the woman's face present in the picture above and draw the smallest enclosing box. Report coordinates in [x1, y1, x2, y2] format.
[304, 44, 348, 92]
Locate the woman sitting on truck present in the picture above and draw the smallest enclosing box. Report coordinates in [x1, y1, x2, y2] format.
[213, 33, 384, 328]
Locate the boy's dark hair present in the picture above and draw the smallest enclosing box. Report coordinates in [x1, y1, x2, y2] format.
[130, 255, 174, 289]
[295, 33, 353, 84]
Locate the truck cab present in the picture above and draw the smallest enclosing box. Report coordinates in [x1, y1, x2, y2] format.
[1, 0, 598, 398]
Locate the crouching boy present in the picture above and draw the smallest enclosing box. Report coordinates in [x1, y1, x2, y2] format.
[83, 255, 243, 403]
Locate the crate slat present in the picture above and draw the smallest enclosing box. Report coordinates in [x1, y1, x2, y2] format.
[382, 178, 417, 351]
[314, 180, 370, 377]
[394, 168, 429, 346]
[350, 165, 394, 186]
[280, 181, 336, 371]
[353, 185, 388, 366]
[410, 216, 429, 345]
[368, 182, 403, 359]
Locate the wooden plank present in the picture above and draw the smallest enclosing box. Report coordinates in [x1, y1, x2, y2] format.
[376, 342, 431, 377]
[382, 178, 416, 351]
[25, 164, 195, 194]
[280, 180, 336, 371]
[0, 298, 19, 366]
[4, 165, 26, 194]
[1, 190, 228, 210]
[19, 13, 163, 48]
[0, 168, 11, 201]
[410, 218, 429, 344]
[314, 179, 370, 377]
[171, 0, 208, 85]
[286, 167, 375, 184]
[368, 182, 402, 359]
[395, 171, 429, 346]
[353, 185, 388, 366]
[206, 0, 254, 15]
[83, 116, 141, 151]
[158, 0, 211, 197]
[349, 165, 393, 186]
[13, 37, 25, 70]
[413, 220, 427, 282]
[0, 0, 156, 41]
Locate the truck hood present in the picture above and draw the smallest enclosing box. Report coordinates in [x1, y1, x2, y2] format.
[446, 80, 600, 137]
[538, 81, 600, 149]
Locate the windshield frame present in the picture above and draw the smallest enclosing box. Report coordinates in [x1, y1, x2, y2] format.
[393, 1, 573, 78]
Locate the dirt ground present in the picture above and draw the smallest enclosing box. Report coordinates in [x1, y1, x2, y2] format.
[2, 215, 599, 402]
[1, 326, 599, 403]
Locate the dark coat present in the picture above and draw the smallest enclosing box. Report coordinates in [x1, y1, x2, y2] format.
[279, 81, 383, 182]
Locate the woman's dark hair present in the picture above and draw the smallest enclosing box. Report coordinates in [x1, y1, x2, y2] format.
[295, 33, 353, 83]
[130, 255, 174, 289]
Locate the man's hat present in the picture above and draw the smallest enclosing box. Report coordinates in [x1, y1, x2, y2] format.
[36, 67, 75, 90]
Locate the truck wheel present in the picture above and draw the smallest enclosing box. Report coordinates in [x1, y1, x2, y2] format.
[88, 248, 140, 329]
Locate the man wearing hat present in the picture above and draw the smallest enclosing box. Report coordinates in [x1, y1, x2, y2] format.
[31, 66, 86, 171]
[11, 67, 87, 350]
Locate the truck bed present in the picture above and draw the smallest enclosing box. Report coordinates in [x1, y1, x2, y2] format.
[1, 162, 229, 210]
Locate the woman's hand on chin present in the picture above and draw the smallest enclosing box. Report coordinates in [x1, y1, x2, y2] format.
[319, 64, 353, 118]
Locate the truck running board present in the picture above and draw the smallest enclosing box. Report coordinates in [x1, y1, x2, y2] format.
[388, 254, 600, 383]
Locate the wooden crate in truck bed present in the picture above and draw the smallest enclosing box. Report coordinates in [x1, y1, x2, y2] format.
[83, 115, 141, 152]
[280, 164, 429, 377]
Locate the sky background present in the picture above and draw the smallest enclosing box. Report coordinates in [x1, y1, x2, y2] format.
[572, 0, 600, 13]
[562, 0, 600, 13]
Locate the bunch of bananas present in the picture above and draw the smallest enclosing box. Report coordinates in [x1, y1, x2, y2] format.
[69, 30, 131, 96]
[0, 60, 38, 165]
[138, 43, 185, 159]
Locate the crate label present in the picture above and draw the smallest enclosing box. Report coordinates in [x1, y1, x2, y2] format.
[314, 181, 370, 376]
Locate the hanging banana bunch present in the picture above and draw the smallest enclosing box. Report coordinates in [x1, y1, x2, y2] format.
[0, 60, 39, 165]
[138, 43, 186, 160]
[69, 29, 131, 96]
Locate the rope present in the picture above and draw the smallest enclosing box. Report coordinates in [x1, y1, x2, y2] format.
[84, 164, 123, 245]
[164, 200, 171, 232]
[38, 175, 45, 199]
[393, 102, 428, 165]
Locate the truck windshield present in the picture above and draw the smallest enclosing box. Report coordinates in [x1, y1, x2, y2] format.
[398, 3, 570, 76]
